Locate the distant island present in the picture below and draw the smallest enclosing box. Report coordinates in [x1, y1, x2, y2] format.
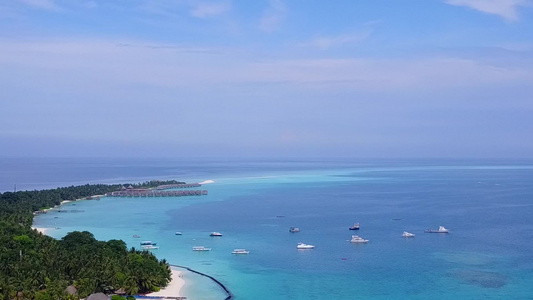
[0, 180, 184, 299]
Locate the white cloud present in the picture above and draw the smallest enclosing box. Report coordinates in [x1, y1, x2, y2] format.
[259, 0, 286, 33]
[190, 1, 230, 18]
[444, 0, 527, 21]
[305, 31, 372, 50]
[1, 39, 532, 94]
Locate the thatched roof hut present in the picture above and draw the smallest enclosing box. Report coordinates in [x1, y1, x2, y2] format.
[65, 285, 78, 295]
[86, 292, 109, 300]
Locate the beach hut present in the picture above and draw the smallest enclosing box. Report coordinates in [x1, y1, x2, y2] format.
[114, 288, 126, 295]
[65, 285, 78, 296]
[86, 292, 109, 300]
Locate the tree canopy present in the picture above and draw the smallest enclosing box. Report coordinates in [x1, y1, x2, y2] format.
[0, 181, 179, 299]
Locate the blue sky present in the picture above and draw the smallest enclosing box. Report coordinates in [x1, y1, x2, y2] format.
[1, 0, 532, 158]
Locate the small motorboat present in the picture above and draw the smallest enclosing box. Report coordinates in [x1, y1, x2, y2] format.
[289, 227, 300, 233]
[349, 223, 360, 230]
[425, 226, 449, 233]
[133, 234, 141, 238]
[175, 232, 182, 235]
[140, 241, 156, 246]
[297, 243, 315, 249]
[232, 249, 250, 254]
[210, 232, 223, 236]
[350, 235, 369, 243]
[141, 245, 159, 250]
[193, 246, 211, 251]
[402, 231, 415, 237]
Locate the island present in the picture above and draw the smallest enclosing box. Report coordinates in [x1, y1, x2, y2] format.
[0, 181, 184, 299]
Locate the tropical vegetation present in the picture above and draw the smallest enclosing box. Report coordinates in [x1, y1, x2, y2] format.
[0, 181, 182, 299]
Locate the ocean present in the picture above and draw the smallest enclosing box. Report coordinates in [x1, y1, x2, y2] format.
[5, 157, 533, 300]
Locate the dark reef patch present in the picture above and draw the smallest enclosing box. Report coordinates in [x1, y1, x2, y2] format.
[453, 270, 507, 288]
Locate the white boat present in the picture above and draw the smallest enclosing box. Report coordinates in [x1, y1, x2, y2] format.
[402, 231, 415, 237]
[141, 245, 159, 250]
[140, 241, 156, 246]
[175, 232, 182, 235]
[210, 232, 223, 236]
[297, 243, 315, 249]
[193, 246, 211, 251]
[425, 226, 449, 233]
[232, 249, 250, 254]
[289, 227, 300, 233]
[350, 235, 369, 243]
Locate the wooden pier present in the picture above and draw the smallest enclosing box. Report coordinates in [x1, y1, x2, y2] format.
[106, 183, 208, 198]
[155, 183, 201, 189]
[107, 189, 207, 197]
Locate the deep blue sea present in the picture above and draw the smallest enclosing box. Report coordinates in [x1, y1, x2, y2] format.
[4, 158, 533, 300]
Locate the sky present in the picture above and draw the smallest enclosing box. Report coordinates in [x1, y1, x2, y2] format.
[1, 0, 533, 159]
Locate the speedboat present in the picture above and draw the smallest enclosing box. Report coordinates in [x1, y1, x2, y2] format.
[289, 227, 300, 233]
[193, 246, 211, 251]
[425, 226, 449, 233]
[140, 241, 156, 246]
[350, 235, 369, 243]
[402, 231, 415, 237]
[349, 223, 360, 230]
[232, 249, 250, 254]
[297, 243, 315, 249]
[210, 232, 223, 236]
[141, 245, 159, 250]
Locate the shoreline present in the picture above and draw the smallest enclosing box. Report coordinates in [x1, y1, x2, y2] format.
[31, 226, 50, 235]
[145, 267, 185, 299]
[171, 264, 234, 300]
[31, 182, 227, 300]
[32, 197, 187, 300]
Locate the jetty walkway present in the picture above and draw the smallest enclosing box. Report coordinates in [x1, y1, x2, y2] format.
[106, 183, 208, 198]
[106, 189, 207, 197]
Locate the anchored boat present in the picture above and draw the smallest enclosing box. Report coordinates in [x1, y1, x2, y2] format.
[193, 246, 211, 251]
[297, 243, 315, 249]
[349, 223, 360, 230]
[402, 231, 415, 237]
[140, 241, 156, 246]
[141, 245, 159, 250]
[350, 235, 369, 243]
[425, 226, 449, 233]
[232, 249, 250, 254]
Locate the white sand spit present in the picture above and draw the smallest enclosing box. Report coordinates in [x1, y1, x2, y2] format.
[146, 267, 184, 298]
[31, 226, 50, 235]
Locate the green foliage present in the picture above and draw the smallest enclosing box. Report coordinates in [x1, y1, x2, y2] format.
[0, 182, 176, 299]
[13, 234, 33, 246]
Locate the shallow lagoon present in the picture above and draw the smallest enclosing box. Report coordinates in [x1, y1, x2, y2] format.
[30, 158, 533, 299]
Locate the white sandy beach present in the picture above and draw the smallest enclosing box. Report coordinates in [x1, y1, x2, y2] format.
[31, 222, 186, 298]
[31, 226, 50, 235]
[33, 194, 187, 299]
[146, 267, 185, 298]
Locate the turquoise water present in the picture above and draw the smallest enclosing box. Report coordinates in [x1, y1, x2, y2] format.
[24, 159, 533, 299]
